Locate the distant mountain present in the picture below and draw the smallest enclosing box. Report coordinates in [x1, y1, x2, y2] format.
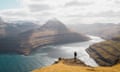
[17, 19, 90, 55]
[86, 35, 120, 66]
[68, 23, 120, 39]
[0, 17, 8, 37]
[0, 17, 40, 54]
[0, 17, 4, 24]
[0, 18, 40, 38]
[10, 21, 40, 33]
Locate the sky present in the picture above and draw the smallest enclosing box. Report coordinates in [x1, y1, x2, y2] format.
[0, 0, 21, 10]
[0, 0, 120, 24]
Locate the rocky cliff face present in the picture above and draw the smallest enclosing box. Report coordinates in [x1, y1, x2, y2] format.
[86, 36, 120, 66]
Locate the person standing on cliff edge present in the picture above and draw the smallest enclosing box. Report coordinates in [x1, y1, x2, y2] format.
[74, 51, 77, 62]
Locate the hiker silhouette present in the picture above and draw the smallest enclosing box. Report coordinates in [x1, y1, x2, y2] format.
[74, 51, 77, 61]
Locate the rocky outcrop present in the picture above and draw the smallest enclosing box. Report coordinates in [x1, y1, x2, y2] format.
[54, 58, 87, 66]
[86, 36, 120, 66]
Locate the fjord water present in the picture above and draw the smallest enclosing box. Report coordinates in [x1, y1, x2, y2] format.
[0, 35, 104, 72]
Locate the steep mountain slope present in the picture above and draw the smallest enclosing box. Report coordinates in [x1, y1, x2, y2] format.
[86, 35, 120, 66]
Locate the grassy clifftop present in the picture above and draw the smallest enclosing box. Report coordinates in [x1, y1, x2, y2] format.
[32, 58, 120, 72]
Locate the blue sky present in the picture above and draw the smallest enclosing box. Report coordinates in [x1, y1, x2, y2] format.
[0, 0, 21, 10]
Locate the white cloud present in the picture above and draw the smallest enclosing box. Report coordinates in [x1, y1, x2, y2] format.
[115, 0, 120, 4]
[29, 3, 52, 12]
[0, 9, 37, 22]
[0, 0, 120, 24]
[0, 9, 28, 17]
[65, 0, 94, 7]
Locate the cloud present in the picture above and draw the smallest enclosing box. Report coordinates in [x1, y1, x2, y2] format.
[30, 0, 45, 1]
[0, 9, 36, 22]
[93, 10, 120, 17]
[65, 0, 93, 7]
[0, 9, 28, 17]
[114, 0, 120, 4]
[0, 0, 120, 24]
[29, 4, 52, 12]
[65, 10, 120, 18]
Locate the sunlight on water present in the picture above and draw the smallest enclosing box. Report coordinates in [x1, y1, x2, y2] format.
[51, 35, 105, 67]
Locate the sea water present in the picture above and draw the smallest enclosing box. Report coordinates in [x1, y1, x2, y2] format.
[0, 35, 104, 72]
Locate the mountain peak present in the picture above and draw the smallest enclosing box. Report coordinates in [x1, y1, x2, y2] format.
[41, 19, 69, 33]
[46, 18, 64, 25]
